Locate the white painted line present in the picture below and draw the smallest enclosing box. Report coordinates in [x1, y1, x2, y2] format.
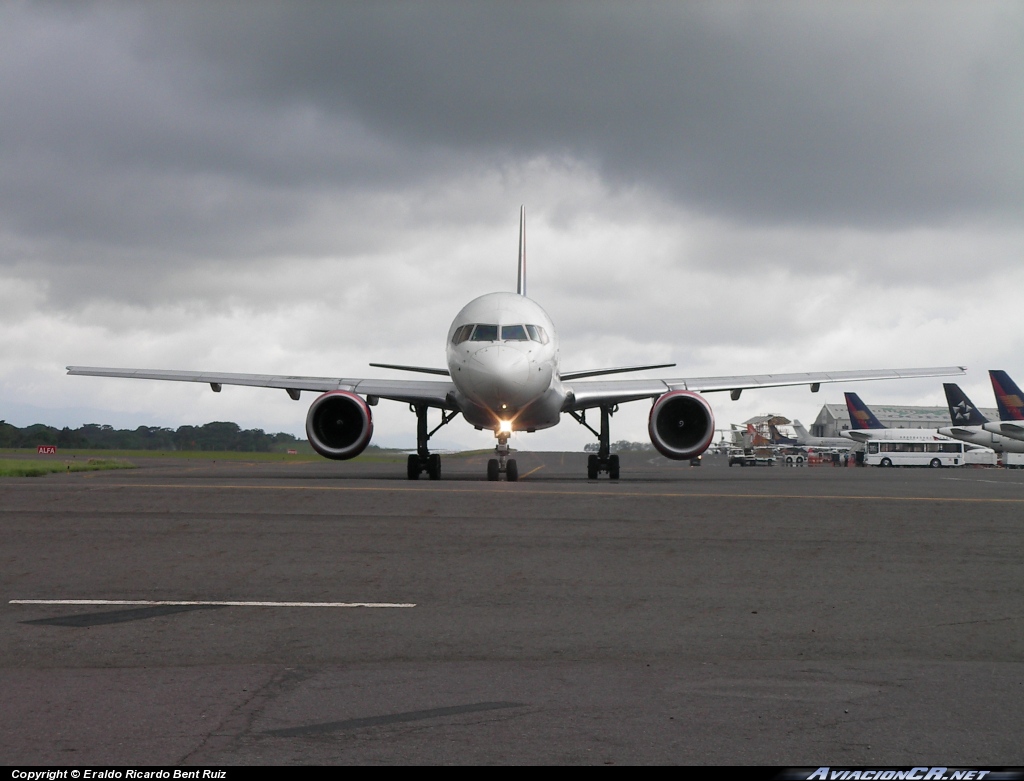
[9, 599, 415, 608]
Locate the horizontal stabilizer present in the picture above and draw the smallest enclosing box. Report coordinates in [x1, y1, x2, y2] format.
[561, 363, 676, 381]
[369, 363, 451, 377]
[947, 427, 980, 437]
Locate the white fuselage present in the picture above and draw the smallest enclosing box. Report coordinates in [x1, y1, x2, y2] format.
[936, 425, 1024, 454]
[445, 292, 565, 432]
[841, 428, 959, 443]
[792, 422, 852, 449]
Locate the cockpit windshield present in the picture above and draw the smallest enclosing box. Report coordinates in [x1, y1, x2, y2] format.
[470, 324, 498, 341]
[525, 325, 549, 344]
[452, 323, 550, 345]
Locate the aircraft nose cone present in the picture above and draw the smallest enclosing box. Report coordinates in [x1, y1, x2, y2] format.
[463, 345, 534, 407]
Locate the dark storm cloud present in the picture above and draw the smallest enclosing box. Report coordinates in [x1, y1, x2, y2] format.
[2, 1, 1020, 261]
[144, 1, 1023, 225]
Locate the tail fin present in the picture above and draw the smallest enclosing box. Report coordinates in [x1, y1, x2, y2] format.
[792, 420, 811, 442]
[845, 392, 885, 430]
[989, 370, 1024, 421]
[746, 423, 768, 446]
[768, 424, 796, 445]
[943, 383, 989, 425]
[516, 205, 526, 296]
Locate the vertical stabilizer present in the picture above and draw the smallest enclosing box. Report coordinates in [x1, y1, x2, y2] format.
[845, 392, 885, 430]
[990, 370, 1024, 421]
[516, 206, 526, 296]
[943, 383, 989, 425]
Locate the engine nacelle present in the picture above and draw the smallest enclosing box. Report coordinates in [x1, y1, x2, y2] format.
[305, 391, 373, 460]
[648, 390, 715, 460]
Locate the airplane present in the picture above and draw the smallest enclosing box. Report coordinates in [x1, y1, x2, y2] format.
[744, 423, 771, 448]
[791, 420, 853, 450]
[840, 392, 962, 443]
[67, 209, 966, 481]
[985, 370, 1024, 442]
[938, 383, 1024, 454]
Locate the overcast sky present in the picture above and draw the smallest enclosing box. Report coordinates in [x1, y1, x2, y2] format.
[1, 1, 1022, 450]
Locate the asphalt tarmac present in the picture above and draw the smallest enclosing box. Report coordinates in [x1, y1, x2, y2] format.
[2, 451, 1023, 765]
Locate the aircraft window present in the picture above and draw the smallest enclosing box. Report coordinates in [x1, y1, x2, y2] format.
[526, 325, 550, 344]
[470, 324, 499, 341]
[501, 324, 529, 341]
[452, 324, 474, 344]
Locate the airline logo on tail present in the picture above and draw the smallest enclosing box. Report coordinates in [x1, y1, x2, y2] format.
[943, 383, 989, 426]
[990, 370, 1024, 421]
[844, 392, 884, 430]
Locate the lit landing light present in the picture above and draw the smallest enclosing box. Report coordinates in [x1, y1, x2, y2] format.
[498, 420, 513, 435]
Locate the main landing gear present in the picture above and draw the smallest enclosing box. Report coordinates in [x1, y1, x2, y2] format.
[569, 405, 620, 480]
[487, 433, 519, 482]
[406, 404, 459, 480]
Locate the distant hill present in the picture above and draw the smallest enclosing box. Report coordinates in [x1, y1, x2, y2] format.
[0, 420, 306, 452]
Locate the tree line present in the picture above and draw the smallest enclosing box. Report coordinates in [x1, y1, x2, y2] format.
[0, 420, 303, 452]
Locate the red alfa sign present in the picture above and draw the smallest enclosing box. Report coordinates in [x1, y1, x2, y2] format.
[37, 445, 57, 455]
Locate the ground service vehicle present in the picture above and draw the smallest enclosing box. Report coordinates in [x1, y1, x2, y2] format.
[728, 448, 775, 467]
[864, 439, 964, 467]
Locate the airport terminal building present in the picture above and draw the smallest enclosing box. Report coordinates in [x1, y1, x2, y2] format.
[810, 404, 999, 438]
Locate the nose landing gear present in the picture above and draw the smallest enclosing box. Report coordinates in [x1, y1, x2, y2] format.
[487, 433, 519, 481]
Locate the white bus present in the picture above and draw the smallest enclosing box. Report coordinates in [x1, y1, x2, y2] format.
[864, 439, 964, 468]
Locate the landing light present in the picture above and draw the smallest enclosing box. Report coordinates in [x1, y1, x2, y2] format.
[498, 420, 513, 435]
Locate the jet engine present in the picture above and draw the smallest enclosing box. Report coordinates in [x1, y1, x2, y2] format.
[305, 391, 373, 460]
[648, 390, 715, 460]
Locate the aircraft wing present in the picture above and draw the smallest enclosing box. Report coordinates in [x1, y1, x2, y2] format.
[66, 367, 457, 409]
[563, 366, 966, 411]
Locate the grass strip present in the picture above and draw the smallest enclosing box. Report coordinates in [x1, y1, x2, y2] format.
[0, 458, 136, 477]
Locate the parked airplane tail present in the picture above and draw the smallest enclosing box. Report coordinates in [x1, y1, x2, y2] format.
[768, 424, 797, 445]
[791, 420, 812, 443]
[943, 383, 989, 426]
[845, 392, 885, 430]
[989, 370, 1024, 421]
[746, 423, 769, 447]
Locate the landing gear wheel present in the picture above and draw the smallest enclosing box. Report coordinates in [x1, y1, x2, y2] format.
[407, 453, 421, 480]
[587, 454, 599, 479]
[608, 454, 620, 480]
[427, 453, 441, 480]
[929, 458, 942, 468]
[506, 458, 519, 482]
[487, 459, 500, 481]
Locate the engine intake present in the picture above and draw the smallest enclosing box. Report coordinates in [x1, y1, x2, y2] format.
[648, 390, 715, 460]
[305, 391, 373, 460]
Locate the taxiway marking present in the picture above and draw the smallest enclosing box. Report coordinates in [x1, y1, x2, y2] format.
[28, 482, 1024, 504]
[10, 599, 415, 608]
